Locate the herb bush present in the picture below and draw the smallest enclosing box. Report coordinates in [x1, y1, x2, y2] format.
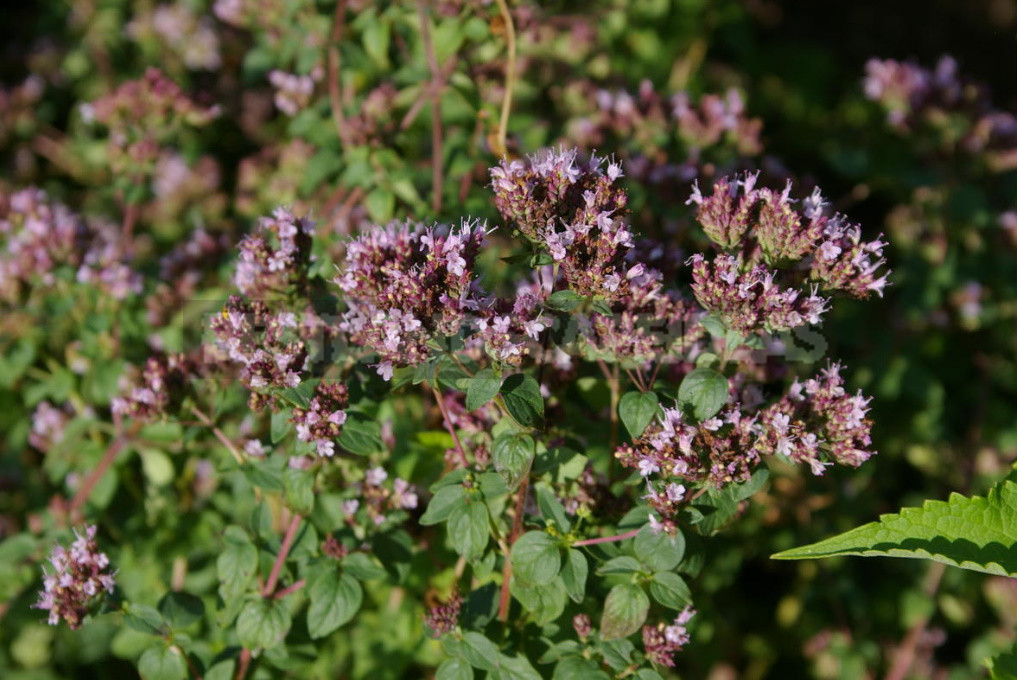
[0, 1, 1014, 679]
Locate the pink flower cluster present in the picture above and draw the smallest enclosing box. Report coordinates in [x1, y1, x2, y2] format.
[269, 69, 322, 117]
[112, 354, 195, 421]
[336, 220, 484, 379]
[617, 363, 876, 488]
[490, 147, 634, 301]
[642, 607, 696, 667]
[291, 382, 349, 457]
[864, 56, 1017, 170]
[34, 526, 116, 629]
[424, 591, 462, 637]
[210, 295, 308, 397]
[687, 173, 889, 334]
[235, 207, 316, 298]
[0, 188, 140, 304]
[341, 466, 419, 527]
[29, 401, 71, 452]
[757, 363, 875, 474]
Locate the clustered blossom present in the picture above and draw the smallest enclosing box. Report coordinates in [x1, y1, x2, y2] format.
[616, 402, 763, 489]
[618, 363, 877, 487]
[864, 56, 1017, 170]
[336, 220, 484, 379]
[126, 3, 222, 70]
[235, 207, 316, 298]
[29, 401, 70, 452]
[290, 382, 349, 457]
[686, 173, 889, 334]
[342, 467, 419, 527]
[423, 591, 462, 637]
[0, 188, 140, 304]
[757, 363, 875, 474]
[579, 271, 705, 363]
[689, 253, 828, 334]
[112, 354, 195, 421]
[82, 68, 218, 173]
[210, 295, 308, 398]
[490, 148, 634, 301]
[473, 278, 550, 365]
[269, 68, 322, 117]
[642, 607, 696, 667]
[562, 81, 762, 183]
[34, 526, 116, 629]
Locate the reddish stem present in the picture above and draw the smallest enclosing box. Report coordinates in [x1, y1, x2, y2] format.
[572, 528, 640, 547]
[263, 514, 303, 597]
[273, 579, 306, 600]
[431, 385, 469, 467]
[498, 475, 530, 621]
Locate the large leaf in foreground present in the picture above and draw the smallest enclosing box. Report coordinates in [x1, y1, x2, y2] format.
[772, 479, 1017, 577]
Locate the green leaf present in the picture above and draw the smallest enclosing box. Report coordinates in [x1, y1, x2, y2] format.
[535, 484, 571, 533]
[492, 433, 535, 486]
[649, 572, 692, 610]
[447, 502, 490, 561]
[420, 484, 467, 525]
[500, 374, 544, 428]
[599, 583, 649, 640]
[237, 598, 291, 649]
[634, 525, 685, 572]
[307, 571, 362, 639]
[461, 632, 501, 671]
[693, 468, 769, 534]
[271, 409, 292, 444]
[987, 647, 1017, 680]
[553, 658, 610, 680]
[138, 645, 187, 680]
[124, 604, 165, 636]
[596, 556, 642, 575]
[545, 290, 583, 312]
[157, 592, 204, 628]
[676, 368, 728, 420]
[490, 654, 543, 680]
[618, 391, 659, 439]
[337, 414, 384, 456]
[510, 578, 567, 626]
[365, 188, 395, 222]
[511, 531, 562, 585]
[772, 479, 1017, 577]
[437, 658, 474, 680]
[466, 369, 502, 411]
[277, 380, 317, 408]
[560, 549, 588, 603]
[342, 552, 387, 580]
[217, 527, 258, 599]
[283, 467, 315, 516]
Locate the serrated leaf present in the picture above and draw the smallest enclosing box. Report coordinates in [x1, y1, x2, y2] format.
[535, 484, 571, 533]
[420, 484, 467, 525]
[157, 592, 204, 628]
[217, 527, 258, 599]
[649, 572, 692, 610]
[600, 583, 649, 640]
[545, 290, 583, 312]
[447, 502, 490, 561]
[307, 571, 362, 639]
[596, 556, 642, 574]
[237, 598, 291, 649]
[490, 654, 543, 680]
[560, 549, 588, 603]
[124, 604, 165, 636]
[618, 391, 659, 440]
[466, 369, 502, 411]
[677, 368, 728, 420]
[337, 414, 383, 456]
[500, 374, 544, 428]
[271, 409, 292, 444]
[461, 632, 501, 671]
[987, 647, 1017, 680]
[283, 467, 315, 516]
[553, 657, 611, 680]
[634, 524, 685, 572]
[511, 531, 561, 585]
[510, 578, 567, 626]
[772, 480, 1017, 577]
[492, 433, 535, 487]
[138, 645, 187, 680]
[437, 658, 474, 680]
